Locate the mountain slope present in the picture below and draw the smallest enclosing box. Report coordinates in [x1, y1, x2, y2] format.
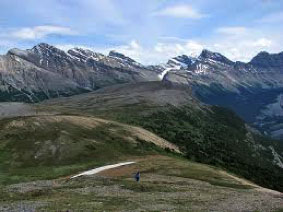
[43, 81, 198, 116]
[1, 155, 282, 212]
[37, 81, 283, 192]
[0, 114, 179, 184]
[1, 43, 282, 139]
[0, 82, 282, 211]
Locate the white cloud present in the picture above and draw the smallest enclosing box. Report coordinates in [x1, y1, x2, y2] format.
[154, 40, 203, 57]
[208, 38, 273, 62]
[129, 40, 140, 49]
[152, 4, 206, 19]
[104, 40, 203, 64]
[117, 35, 276, 64]
[252, 38, 272, 47]
[79, 0, 128, 26]
[207, 26, 277, 61]
[55, 24, 280, 65]
[216, 27, 247, 36]
[0, 39, 16, 54]
[55, 44, 95, 52]
[5, 25, 76, 40]
[111, 36, 275, 64]
[56, 39, 204, 65]
[55, 36, 274, 65]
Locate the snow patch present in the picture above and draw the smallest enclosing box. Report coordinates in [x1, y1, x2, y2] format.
[14, 56, 21, 63]
[195, 63, 209, 74]
[70, 161, 136, 179]
[158, 68, 173, 80]
[168, 58, 189, 69]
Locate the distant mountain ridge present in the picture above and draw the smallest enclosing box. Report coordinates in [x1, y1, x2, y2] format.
[0, 43, 283, 139]
[0, 43, 159, 102]
[162, 49, 283, 140]
[164, 49, 283, 74]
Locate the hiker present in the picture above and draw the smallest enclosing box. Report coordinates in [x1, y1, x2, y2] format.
[135, 171, 140, 182]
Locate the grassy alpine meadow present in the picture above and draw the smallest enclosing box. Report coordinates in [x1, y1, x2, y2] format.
[40, 98, 283, 193]
[0, 115, 174, 185]
[1, 155, 282, 212]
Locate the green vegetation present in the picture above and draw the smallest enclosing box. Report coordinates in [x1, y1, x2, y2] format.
[0, 116, 167, 184]
[108, 105, 283, 192]
[2, 156, 272, 212]
[1, 82, 282, 211]
[41, 94, 283, 192]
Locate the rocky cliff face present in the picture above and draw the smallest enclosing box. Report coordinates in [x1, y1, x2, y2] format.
[0, 43, 159, 102]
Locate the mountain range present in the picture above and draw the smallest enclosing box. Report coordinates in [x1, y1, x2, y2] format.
[1, 43, 283, 204]
[163, 49, 283, 140]
[0, 43, 159, 102]
[0, 43, 282, 140]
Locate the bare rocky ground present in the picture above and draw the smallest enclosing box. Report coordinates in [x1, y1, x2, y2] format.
[0, 156, 282, 212]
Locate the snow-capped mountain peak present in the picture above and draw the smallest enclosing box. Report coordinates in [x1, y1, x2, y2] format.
[31, 43, 67, 57]
[68, 48, 105, 62]
[167, 55, 196, 69]
[108, 50, 136, 63]
[199, 49, 234, 66]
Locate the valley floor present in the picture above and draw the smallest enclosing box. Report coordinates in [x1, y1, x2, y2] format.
[1, 155, 282, 212]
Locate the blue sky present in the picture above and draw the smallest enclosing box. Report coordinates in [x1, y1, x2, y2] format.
[0, 0, 282, 64]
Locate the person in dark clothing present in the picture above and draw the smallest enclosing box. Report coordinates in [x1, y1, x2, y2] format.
[135, 171, 140, 182]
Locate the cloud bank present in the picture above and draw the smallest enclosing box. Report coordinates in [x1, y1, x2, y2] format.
[152, 4, 207, 19]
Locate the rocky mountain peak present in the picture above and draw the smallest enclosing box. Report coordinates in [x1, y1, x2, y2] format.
[67, 48, 105, 61]
[167, 55, 195, 69]
[174, 55, 194, 65]
[7, 48, 28, 58]
[68, 48, 94, 57]
[7, 43, 66, 62]
[34, 42, 53, 49]
[249, 51, 283, 68]
[29, 43, 69, 60]
[199, 49, 234, 65]
[108, 50, 136, 63]
[32, 43, 62, 53]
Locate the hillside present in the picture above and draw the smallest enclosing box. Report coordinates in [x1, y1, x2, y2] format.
[38, 81, 283, 192]
[1, 155, 283, 212]
[0, 114, 179, 185]
[0, 81, 283, 211]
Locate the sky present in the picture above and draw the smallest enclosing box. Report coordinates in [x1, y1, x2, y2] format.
[0, 0, 282, 64]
